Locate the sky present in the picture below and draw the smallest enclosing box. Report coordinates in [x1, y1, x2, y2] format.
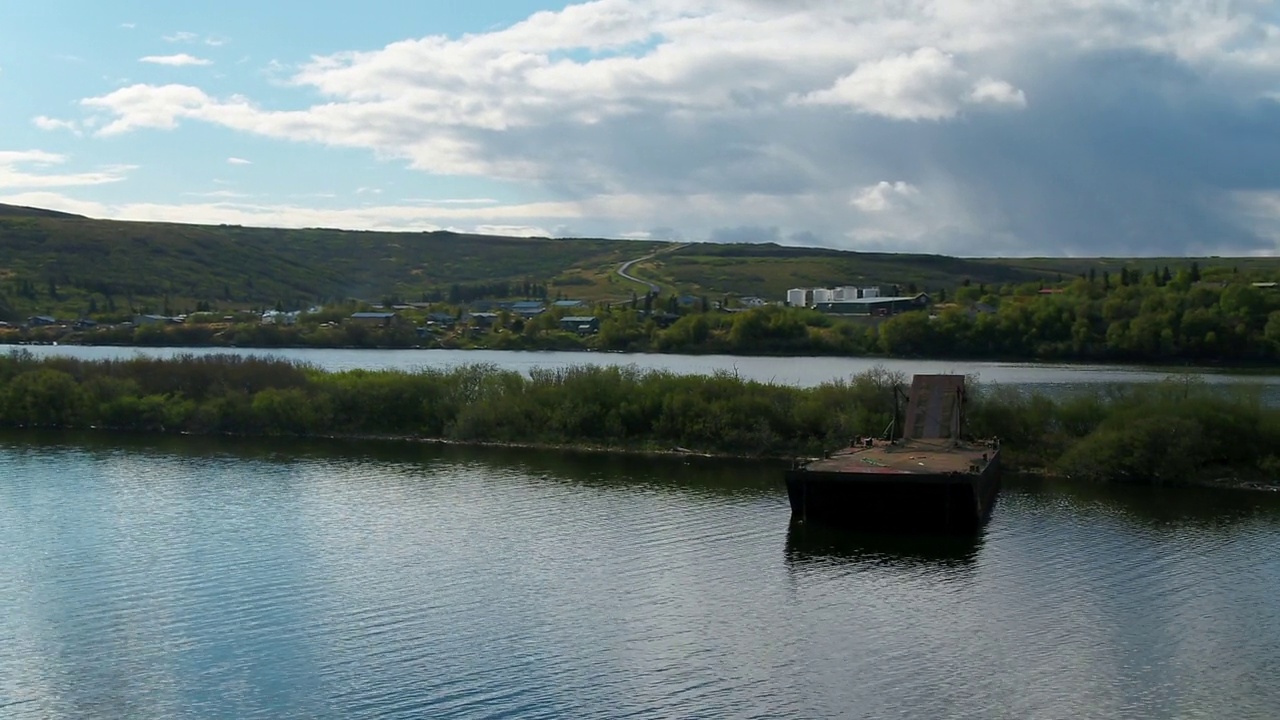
[2, 0, 1280, 256]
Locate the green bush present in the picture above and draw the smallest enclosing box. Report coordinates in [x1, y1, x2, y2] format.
[0, 350, 1276, 485]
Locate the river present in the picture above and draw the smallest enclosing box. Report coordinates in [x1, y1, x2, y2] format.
[8, 345, 1280, 396]
[1, 433, 1278, 719]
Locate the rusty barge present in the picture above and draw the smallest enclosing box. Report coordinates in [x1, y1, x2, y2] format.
[785, 374, 1001, 534]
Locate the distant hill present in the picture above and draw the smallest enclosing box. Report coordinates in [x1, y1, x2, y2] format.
[0, 204, 662, 318]
[0, 204, 86, 220]
[1, 203, 1276, 319]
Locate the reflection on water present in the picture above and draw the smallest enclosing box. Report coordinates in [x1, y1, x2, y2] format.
[2, 431, 1279, 719]
[785, 521, 983, 569]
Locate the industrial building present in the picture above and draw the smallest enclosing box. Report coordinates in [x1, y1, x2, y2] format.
[812, 294, 931, 316]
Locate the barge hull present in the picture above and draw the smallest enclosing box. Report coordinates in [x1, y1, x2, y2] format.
[785, 453, 1001, 534]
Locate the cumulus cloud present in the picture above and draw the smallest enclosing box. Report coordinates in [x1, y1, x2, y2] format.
[63, 0, 1280, 254]
[0, 151, 132, 189]
[793, 48, 1022, 120]
[139, 54, 212, 67]
[32, 116, 81, 134]
[852, 181, 921, 212]
[226, 156, 251, 165]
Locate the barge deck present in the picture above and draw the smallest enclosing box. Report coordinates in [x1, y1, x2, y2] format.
[785, 375, 1002, 534]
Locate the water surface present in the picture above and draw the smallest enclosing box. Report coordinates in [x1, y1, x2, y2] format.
[2, 433, 1278, 719]
[11, 344, 1280, 396]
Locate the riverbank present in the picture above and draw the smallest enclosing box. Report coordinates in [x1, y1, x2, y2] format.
[0, 351, 1276, 488]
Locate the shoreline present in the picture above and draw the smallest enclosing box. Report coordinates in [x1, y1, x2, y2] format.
[10, 422, 1277, 493]
[1, 353, 1276, 492]
[6, 340, 1280, 375]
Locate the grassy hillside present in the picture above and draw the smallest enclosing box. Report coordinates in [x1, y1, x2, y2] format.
[2, 202, 1277, 321]
[0, 204, 664, 318]
[644, 244, 1280, 299]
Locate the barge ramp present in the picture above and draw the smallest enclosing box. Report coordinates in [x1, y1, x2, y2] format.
[785, 375, 1001, 534]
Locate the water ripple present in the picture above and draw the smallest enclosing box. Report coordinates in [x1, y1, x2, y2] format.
[2, 437, 1280, 719]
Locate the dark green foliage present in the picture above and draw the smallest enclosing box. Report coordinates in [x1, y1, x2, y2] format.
[877, 277, 1280, 363]
[0, 351, 1275, 486]
[0, 204, 658, 316]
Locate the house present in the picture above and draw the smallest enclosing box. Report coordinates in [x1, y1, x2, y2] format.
[467, 311, 499, 328]
[133, 314, 182, 325]
[738, 296, 768, 307]
[1037, 288, 1065, 295]
[559, 316, 600, 334]
[261, 310, 300, 326]
[814, 294, 931, 317]
[349, 311, 398, 327]
[73, 318, 99, 329]
[1252, 282, 1278, 289]
[426, 312, 456, 327]
[511, 301, 546, 317]
[552, 299, 585, 309]
[27, 315, 58, 327]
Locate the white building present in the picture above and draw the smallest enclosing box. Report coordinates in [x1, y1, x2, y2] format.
[786, 288, 812, 307]
[787, 285, 883, 306]
[261, 310, 300, 326]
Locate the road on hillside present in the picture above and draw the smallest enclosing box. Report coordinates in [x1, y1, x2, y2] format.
[617, 244, 684, 295]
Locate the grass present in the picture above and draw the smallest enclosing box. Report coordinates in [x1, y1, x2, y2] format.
[4, 202, 1279, 322]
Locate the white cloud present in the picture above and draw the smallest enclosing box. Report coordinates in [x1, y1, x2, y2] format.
[968, 77, 1027, 108]
[0, 151, 133, 189]
[139, 54, 212, 67]
[205, 36, 228, 47]
[120, 22, 136, 30]
[226, 157, 252, 165]
[62, 0, 1280, 254]
[852, 181, 920, 212]
[183, 190, 251, 198]
[797, 48, 974, 120]
[164, 31, 198, 43]
[32, 116, 81, 134]
[402, 197, 499, 205]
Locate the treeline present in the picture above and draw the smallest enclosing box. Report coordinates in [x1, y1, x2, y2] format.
[881, 274, 1280, 362]
[10, 277, 1280, 365]
[0, 352, 1276, 486]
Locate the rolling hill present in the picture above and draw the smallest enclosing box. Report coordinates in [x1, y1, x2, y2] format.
[1, 202, 1276, 319]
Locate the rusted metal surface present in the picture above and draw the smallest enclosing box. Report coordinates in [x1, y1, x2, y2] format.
[902, 374, 966, 440]
[785, 374, 1002, 533]
[800, 438, 995, 477]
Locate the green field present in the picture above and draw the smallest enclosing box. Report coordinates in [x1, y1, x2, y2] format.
[2, 202, 1277, 320]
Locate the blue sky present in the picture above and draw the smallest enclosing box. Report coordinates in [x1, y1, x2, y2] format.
[3, 0, 1279, 255]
